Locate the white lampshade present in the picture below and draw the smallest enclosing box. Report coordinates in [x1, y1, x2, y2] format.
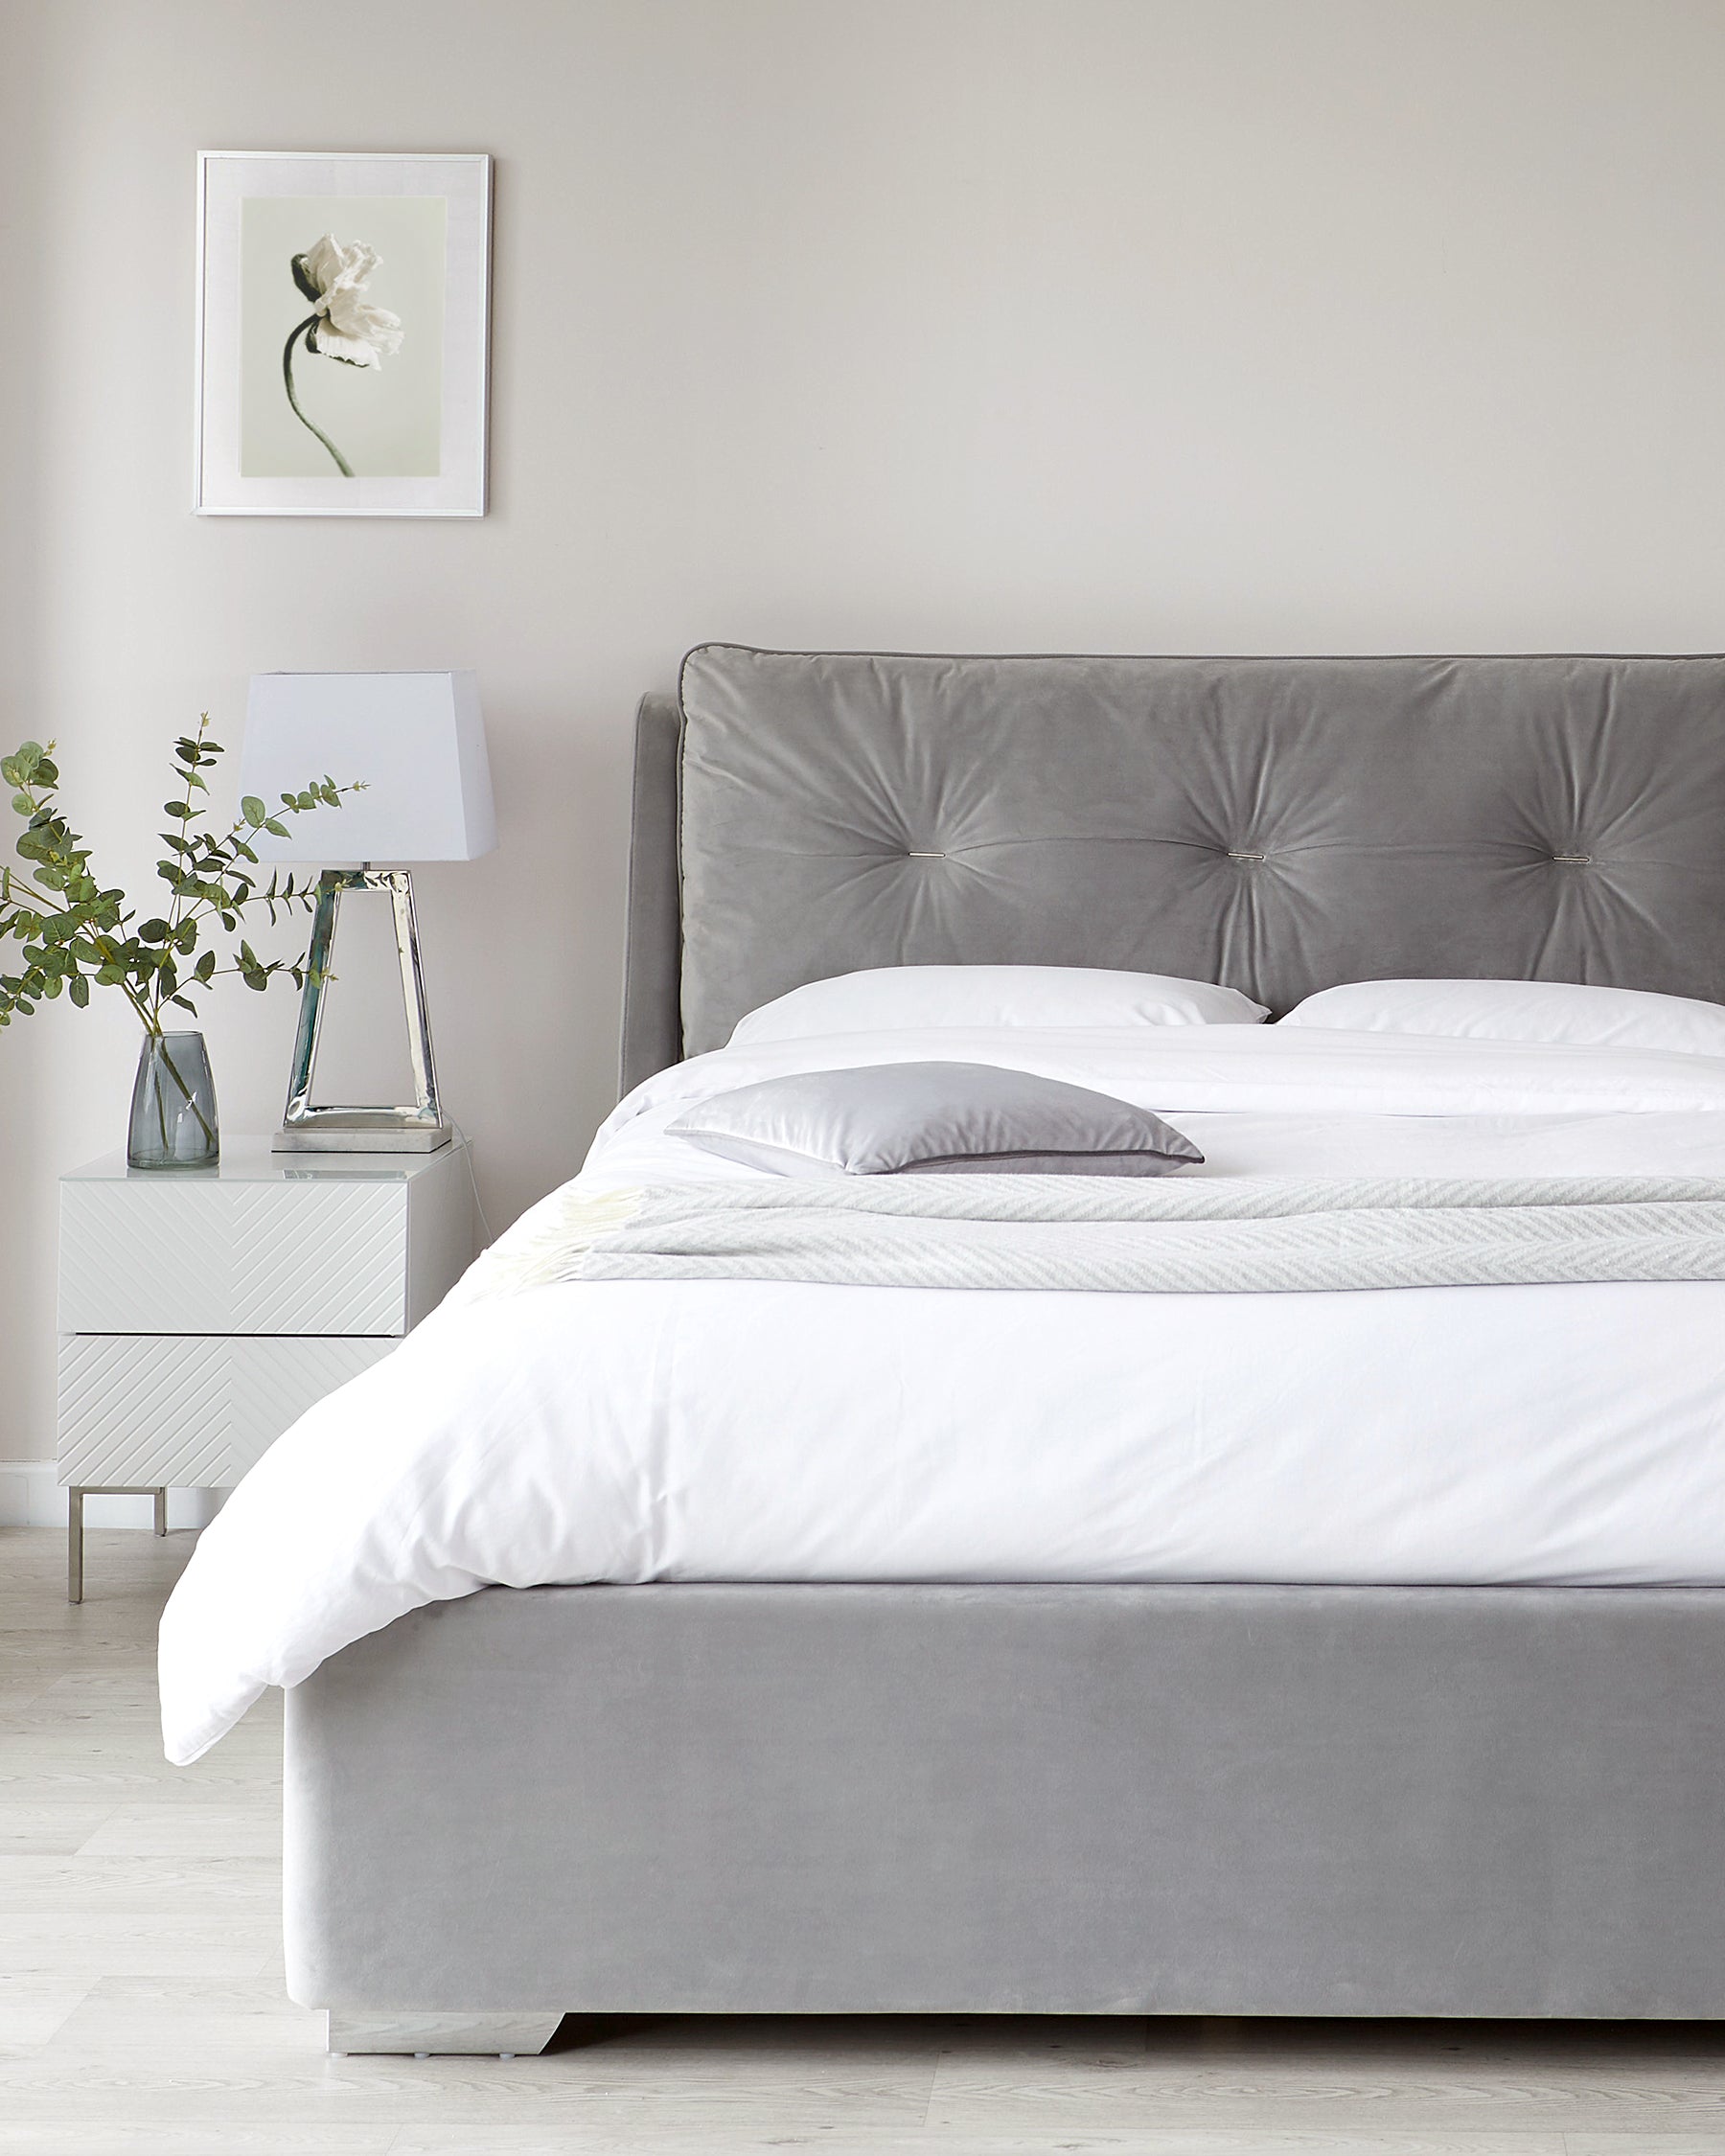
[240, 672, 496, 863]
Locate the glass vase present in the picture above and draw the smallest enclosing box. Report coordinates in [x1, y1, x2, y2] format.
[127, 1031, 219, 1171]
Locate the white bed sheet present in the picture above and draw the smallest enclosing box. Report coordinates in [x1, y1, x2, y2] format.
[160, 1026, 1725, 1762]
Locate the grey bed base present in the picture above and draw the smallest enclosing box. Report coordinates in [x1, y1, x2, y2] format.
[290, 1582, 1725, 2040]
[288, 650, 1725, 2049]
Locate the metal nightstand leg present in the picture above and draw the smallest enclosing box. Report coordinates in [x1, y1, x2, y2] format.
[67, 1488, 83, 1604]
[68, 1486, 172, 1603]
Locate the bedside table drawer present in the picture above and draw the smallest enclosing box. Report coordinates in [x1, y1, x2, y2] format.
[58, 1335, 397, 1488]
[59, 1178, 408, 1335]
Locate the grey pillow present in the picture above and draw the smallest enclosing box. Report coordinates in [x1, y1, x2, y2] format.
[666, 1062, 1204, 1178]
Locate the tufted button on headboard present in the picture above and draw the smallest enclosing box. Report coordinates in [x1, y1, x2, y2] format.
[617, 646, 1725, 1089]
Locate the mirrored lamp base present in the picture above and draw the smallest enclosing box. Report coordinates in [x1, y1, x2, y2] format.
[273, 1114, 452, 1155]
[273, 867, 453, 1156]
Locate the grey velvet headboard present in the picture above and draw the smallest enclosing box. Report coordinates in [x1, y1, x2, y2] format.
[620, 645, 1725, 1094]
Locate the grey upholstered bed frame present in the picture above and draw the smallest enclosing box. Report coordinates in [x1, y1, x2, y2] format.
[287, 651, 1725, 2054]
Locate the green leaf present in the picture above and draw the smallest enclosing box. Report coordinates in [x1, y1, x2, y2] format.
[195, 952, 216, 982]
[263, 818, 289, 838]
[242, 795, 266, 826]
[138, 918, 172, 942]
[242, 969, 268, 993]
[68, 974, 89, 1008]
[11, 793, 31, 816]
[163, 801, 193, 819]
[169, 994, 198, 1014]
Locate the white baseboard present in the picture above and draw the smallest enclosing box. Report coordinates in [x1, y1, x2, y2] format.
[0, 1465, 222, 1530]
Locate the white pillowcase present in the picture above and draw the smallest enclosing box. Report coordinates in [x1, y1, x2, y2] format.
[1279, 977, 1725, 1057]
[728, 965, 1269, 1045]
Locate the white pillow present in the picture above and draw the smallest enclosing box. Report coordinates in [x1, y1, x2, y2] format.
[1279, 977, 1725, 1057]
[728, 965, 1268, 1045]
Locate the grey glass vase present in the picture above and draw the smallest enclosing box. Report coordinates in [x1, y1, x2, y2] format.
[127, 1031, 219, 1171]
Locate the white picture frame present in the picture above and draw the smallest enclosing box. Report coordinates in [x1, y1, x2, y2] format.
[196, 151, 491, 517]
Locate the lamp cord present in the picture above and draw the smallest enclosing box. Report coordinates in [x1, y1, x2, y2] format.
[447, 1121, 494, 1248]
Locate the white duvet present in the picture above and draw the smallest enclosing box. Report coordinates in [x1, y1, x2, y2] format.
[160, 1025, 1725, 1762]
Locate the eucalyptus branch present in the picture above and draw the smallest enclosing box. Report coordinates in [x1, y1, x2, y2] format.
[0, 725, 363, 1037]
[165, 709, 208, 938]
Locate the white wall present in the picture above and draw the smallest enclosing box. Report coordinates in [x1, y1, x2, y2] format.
[5, 0, 1724, 1488]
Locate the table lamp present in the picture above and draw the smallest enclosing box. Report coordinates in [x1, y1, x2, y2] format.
[239, 671, 496, 1153]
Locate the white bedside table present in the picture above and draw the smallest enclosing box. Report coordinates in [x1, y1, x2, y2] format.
[58, 1137, 474, 1601]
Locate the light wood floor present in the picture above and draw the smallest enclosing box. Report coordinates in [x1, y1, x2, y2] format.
[3, 1525, 1724, 2155]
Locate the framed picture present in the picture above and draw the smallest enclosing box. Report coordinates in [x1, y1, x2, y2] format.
[196, 151, 491, 517]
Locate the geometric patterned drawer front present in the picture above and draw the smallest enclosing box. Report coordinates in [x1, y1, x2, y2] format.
[57, 1334, 395, 1488]
[59, 1179, 406, 1336]
[223, 1336, 395, 1479]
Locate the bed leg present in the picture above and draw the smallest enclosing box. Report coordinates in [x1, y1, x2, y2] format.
[326, 2009, 563, 2057]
